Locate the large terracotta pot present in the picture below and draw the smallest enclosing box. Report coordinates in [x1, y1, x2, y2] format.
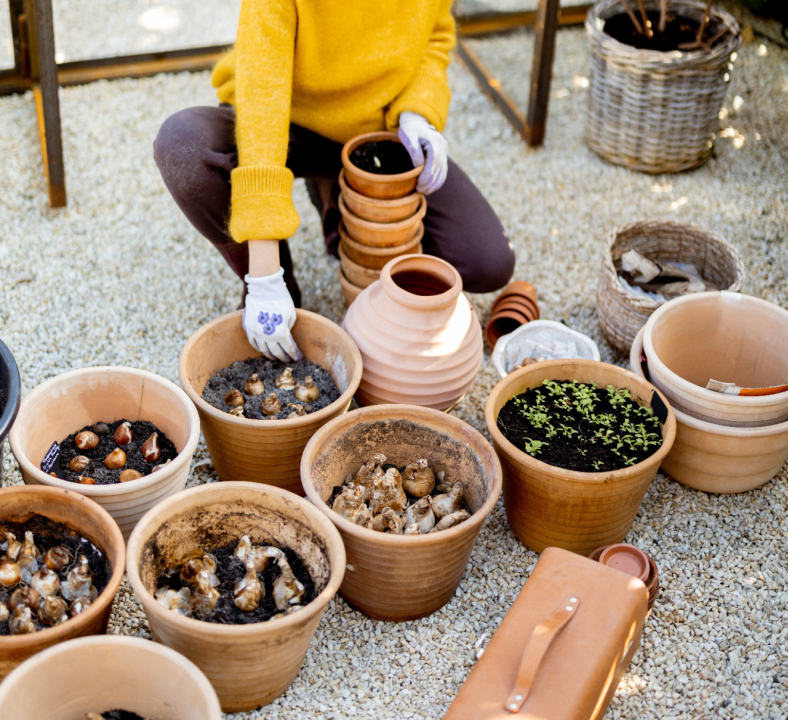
[0, 486, 125, 680]
[343, 255, 484, 411]
[339, 220, 423, 269]
[632, 327, 788, 493]
[178, 310, 363, 496]
[0, 336, 21, 485]
[339, 193, 427, 247]
[301, 404, 502, 621]
[643, 291, 788, 427]
[126, 482, 345, 713]
[8, 367, 200, 539]
[485, 359, 676, 555]
[341, 131, 422, 199]
[339, 169, 422, 223]
[0, 635, 221, 720]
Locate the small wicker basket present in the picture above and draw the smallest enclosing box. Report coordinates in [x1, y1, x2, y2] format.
[596, 220, 745, 356]
[585, 0, 741, 174]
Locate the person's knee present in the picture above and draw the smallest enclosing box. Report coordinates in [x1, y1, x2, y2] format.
[463, 230, 516, 294]
[153, 108, 210, 184]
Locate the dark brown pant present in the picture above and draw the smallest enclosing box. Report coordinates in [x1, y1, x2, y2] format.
[153, 105, 515, 302]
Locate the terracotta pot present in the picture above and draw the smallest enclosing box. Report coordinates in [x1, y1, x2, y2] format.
[338, 266, 363, 308]
[494, 292, 541, 317]
[631, 326, 788, 493]
[179, 310, 363, 496]
[492, 299, 538, 320]
[343, 255, 484, 410]
[339, 244, 382, 288]
[338, 169, 422, 223]
[598, 543, 650, 582]
[0, 635, 221, 719]
[485, 359, 676, 554]
[643, 291, 788, 427]
[301, 404, 502, 621]
[8, 367, 200, 539]
[341, 131, 423, 199]
[0, 336, 21, 485]
[0, 486, 125, 680]
[339, 220, 423, 269]
[485, 309, 530, 348]
[126, 482, 345, 713]
[339, 193, 427, 247]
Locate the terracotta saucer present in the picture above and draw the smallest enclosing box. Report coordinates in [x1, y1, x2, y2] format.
[485, 310, 530, 348]
[598, 544, 650, 582]
[587, 545, 609, 562]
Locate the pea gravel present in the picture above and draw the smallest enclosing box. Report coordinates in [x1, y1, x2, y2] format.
[1, 9, 788, 720]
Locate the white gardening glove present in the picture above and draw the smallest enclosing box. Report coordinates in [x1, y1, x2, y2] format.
[397, 111, 449, 195]
[242, 269, 302, 362]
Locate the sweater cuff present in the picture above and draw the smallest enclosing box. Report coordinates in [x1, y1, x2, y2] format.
[386, 66, 451, 133]
[229, 165, 300, 242]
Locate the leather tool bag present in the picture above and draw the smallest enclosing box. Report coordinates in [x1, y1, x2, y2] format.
[444, 547, 648, 720]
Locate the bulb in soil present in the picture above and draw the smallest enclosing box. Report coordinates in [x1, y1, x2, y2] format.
[119, 469, 143, 483]
[229, 406, 244, 417]
[113, 421, 134, 445]
[261, 393, 282, 416]
[3, 531, 22, 561]
[234, 559, 264, 612]
[190, 569, 220, 618]
[0, 601, 7, 623]
[235, 537, 285, 573]
[68, 455, 90, 473]
[44, 546, 71, 572]
[332, 484, 369, 525]
[151, 459, 171, 473]
[244, 373, 265, 396]
[8, 586, 40, 612]
[155, 587, 192, 616]
[18, 552, 39, 585]
[295, 376, 319, 403]
[403, 524, 421, 535]
[0, 558, 21, 587]
[370, 507, 405, 534]
[429, 509, 471, 533]
[38, 595, 69, 626]
[77, 476, 96, 485]
[104, 448, 127, 469]
[21, 531, 39, 560]
[92, 422, 110, 434]
[286, 403, 306, 418]
[435, 470, 454, 494]
[141, 432, 161, 462]
[224, 388, 244, 407]
[273, 558, 305, 611]
[275, 367, 296, 391]
[9, 606, 36, 635]
[75, 431, 99, 450]
[432, 481, 465, 519]
[31, 567, 61, 597]
[404, 496, 436, 534]
[402, 458, 435, 498]
[353, 454, 386, 503]
[370, 468, 407, 514]
[69, 596, 92, 617]
[179, 558, 206, 585]
[61, 556, 97, 602]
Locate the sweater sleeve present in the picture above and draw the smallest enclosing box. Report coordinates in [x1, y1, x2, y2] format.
[385, 0, 456, 133]
[229, 0, 300, 243]
[211, 47, 236, 105]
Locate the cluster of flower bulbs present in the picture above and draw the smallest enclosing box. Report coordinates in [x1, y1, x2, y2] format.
[223, 368, 321, 419]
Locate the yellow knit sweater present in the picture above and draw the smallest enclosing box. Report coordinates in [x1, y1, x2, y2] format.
[211, 0, 455, 243]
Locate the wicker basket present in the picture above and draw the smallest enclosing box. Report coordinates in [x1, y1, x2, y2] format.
[596, 220, 745, 356]
[586, 0, 741, 174]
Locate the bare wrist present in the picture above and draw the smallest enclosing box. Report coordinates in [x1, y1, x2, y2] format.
[247, 239, 282, 278]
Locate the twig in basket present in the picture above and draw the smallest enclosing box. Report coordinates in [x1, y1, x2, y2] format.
[658, 0, 668, 33]
[619, 0, 644, 35]
[695, 0, 713, 44]
[635, 0, 653, 37]
[703, 24, 728, 48]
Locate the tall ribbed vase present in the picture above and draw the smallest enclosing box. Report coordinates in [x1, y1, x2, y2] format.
[342, 254, 483, 411]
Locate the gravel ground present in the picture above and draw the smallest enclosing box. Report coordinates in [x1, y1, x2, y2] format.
[1, 12, 787, 720]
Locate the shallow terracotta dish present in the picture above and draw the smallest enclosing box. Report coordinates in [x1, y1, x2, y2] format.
[598, 543, 650, 582]
[301, 404, 502, 621]
[338, 266, 363, 308]
[339, 220, 423, 269]
[339, 193, 427, 247]
[339, 244, 383, 288]
[338, 169, 422, 223]
[126, 482, 345, 713]
[0, 635, 221, 719]
[9, 366, 200, 539]
[341, 131, 423, 199]
[0, 486, 125, 680]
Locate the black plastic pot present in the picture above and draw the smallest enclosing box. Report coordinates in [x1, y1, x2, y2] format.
[0, 337, 21, 485]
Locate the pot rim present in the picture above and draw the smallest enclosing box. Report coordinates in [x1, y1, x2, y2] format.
[0, 337, 21, 444]
[338, 193, 427, 233]
[8, 366, 200, 497]
[339, 220, 424, 257]
[379, 255, 463, 312]
[301, 404, 503, 545]
[0, 485, 125, 649]
[643, 291, 788, 408]
[178, 309, 363, 428]
[632, 326, 788, 437]
[485, 358, 677, 483]
[341, 131, 423, 184]
[338, 169, 422, 209]
[338, 243, 384, 281]
[126, 481, 346, 636]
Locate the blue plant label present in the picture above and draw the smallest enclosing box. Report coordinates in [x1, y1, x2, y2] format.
[40, 441, 63, 478]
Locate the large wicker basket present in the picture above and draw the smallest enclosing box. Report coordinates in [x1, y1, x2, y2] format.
[596, 220, 745, 356]
[585, 0, 741, 173]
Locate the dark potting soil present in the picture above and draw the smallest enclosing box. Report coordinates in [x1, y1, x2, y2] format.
[99, 712, 146, 720]
[156, 539, 315, 625]
[201, 356, 340, 420]
[497, 380, 663, 472]
[604, 11, 729, 51]
[349, 140, 414, 175]
[57, 419, 178, 485]
[0, 514, 113, 636]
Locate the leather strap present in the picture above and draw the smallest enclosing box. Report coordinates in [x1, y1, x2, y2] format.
[504, 595, 581, 713]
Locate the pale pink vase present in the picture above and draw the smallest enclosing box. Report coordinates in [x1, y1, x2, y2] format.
[342, 254, 483, 410]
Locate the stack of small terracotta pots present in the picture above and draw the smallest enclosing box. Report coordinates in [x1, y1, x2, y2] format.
[338, 132, 427, 308]
[589, 543, 659, 612]
[485, 281, 541, 347]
